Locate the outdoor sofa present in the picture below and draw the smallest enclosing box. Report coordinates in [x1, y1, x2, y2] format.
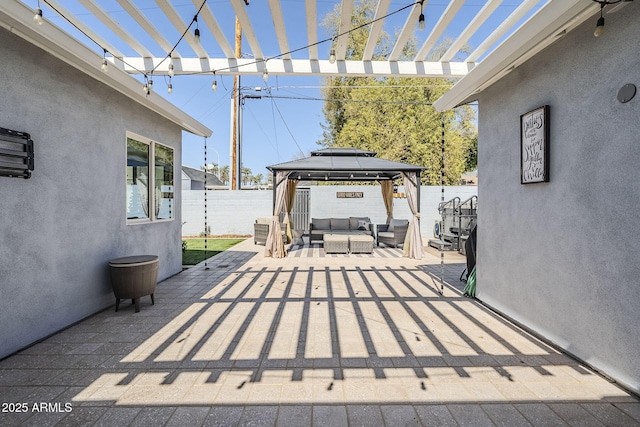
[376, 219, 409, 248]
[309, 217, 373, 244]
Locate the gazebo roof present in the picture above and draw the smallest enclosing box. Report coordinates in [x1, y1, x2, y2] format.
[266, 148, 424, 182]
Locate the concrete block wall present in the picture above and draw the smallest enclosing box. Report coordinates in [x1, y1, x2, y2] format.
[182, 185, 477, 239]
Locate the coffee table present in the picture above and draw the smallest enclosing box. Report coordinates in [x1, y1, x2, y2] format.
[323, 233, 350, 254]
[349, 234, 374, 254]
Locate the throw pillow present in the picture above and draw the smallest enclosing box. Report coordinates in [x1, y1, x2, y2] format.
[357, 220, 370, 231]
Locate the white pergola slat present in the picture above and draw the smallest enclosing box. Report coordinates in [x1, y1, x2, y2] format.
[334, 0, 354, 61]
[415, 0, 465, 61]
[388, 1, 422, 61]
[305, 0, 318, 60]
[440, 0, 504, 62]
[194, 0, 233, 58]
[6, 0, 607, 111]
[77, 0, 153, 57]
[362, 0, 391, 61]
[46, 0, 124, 59]
[117, 0, 181, 58]
[268, 0, 290, 60]
[229, 0, 263, 60]
[155, 0, 208, 59]
[465, 0, 539, 63]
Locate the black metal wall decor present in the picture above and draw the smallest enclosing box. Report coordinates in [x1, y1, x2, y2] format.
[0, 127, 34, 179]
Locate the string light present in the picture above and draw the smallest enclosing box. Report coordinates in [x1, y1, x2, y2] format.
[34, 0, 422, 98]
[33, 8, 43, 25]
[143, 75, 150, 95]
[193, 15, 200, 42]
[418, 0, 426, 31]
[101, 49, 108, 72]
[211, 73, 217, 91]
[167, 77, 173, 94]
[329, 48, 336, 64]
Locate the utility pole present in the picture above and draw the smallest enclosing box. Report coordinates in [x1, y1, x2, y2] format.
[230, 17, 242, 190]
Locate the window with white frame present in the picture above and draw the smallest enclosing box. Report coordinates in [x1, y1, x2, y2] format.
[126, 132, 174, 222]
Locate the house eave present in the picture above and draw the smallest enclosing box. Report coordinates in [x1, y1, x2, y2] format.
[0, 1, 211, 138]
[433, 0, 599, 112]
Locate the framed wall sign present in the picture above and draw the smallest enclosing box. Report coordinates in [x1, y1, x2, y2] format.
[520, 105, 550, 184]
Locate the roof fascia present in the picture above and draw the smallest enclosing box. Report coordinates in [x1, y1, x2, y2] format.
[0, 1, 211, 137]
[433, 0, 598, 112]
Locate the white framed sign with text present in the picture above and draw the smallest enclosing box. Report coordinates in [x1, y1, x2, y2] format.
[520, 105, 550, 184]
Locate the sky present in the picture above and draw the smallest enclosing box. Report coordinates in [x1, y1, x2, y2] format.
[31, 0, 544, 178]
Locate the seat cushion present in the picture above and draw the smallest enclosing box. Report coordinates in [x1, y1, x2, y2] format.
[331, 218, 350, 230]
[377, 231, 394, 239]
[312, 218, 331, 230]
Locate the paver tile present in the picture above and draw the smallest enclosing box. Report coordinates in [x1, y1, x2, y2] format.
[0, 240, 638, 426]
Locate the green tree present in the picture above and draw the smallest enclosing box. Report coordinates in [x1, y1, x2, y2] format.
[219, 165, 229, 185]
[241, 167, 252, 187]
[318, 0, 477, 185]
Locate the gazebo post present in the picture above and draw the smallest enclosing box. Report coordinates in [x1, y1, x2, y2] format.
[271, 171, 276, 212]
[416, 171, 421, 215]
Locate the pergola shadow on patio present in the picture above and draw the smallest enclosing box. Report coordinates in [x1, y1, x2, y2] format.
[1, 239, 638, 426]
[264, 148, 426, 259]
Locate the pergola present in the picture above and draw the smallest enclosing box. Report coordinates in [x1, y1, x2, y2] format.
[0, 1, 614, 114]
[265, 148, 425, 259]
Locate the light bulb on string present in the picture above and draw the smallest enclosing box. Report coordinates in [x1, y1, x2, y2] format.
[193, 15, 200, 43]
[148, 77, 153, 92]
[101, 49, 108, 73]
[143, 76, 150, 95]
[594, 5, 605, 37]
[262, 67, 269, 83]
[329, 48, 336, 64]
[168, 62, 174, 77]
[33, 8, 43, 25]
[418, 0, 425, 31]
[211, 75, 217, 91]
[167, 78, 173, 94]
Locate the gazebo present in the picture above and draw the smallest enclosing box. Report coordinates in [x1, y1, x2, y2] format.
[265, 148, 425, 259]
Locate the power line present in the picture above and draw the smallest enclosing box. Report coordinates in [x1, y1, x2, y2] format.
[269, 97, 306, 159]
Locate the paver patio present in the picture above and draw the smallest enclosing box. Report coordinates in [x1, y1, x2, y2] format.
[1, 238, 638, 426]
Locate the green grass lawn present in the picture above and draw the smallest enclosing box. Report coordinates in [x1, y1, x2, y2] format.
[182, 238, 246, 265]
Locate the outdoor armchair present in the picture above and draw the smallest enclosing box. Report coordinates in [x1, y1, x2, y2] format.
[254, 218, 287, 245]
[376, 219, 409, 248]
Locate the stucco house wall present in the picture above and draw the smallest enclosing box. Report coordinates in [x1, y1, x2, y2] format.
[477, 6, 640, 393]
[0, 27, 184, 359]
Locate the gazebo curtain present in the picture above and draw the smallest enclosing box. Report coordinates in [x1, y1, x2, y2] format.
[265, 171, 287, 258]
[380, 181, 394, 224]
[284, 179, 298, 243]
[402, 172, 424, 260]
